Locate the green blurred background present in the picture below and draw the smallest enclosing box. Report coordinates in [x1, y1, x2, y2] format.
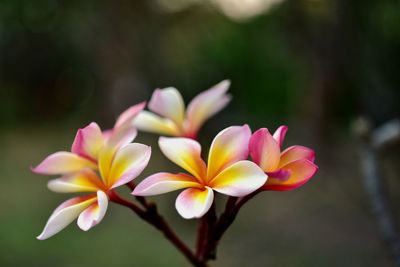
[1, 0, 400, 266]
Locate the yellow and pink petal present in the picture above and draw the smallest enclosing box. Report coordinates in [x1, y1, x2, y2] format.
[158, 137, 206, 180]
[98, 126, 137, 181]
[175, 187, 214, 219]
[47, 168, 105, 193]
[37, 194, 98, 240]
[133, 111, 181, 136]
[209, 160, 267, 197]
[32, 152, 97, 175]
[133, 172, 201, 196]
[107, 143, 152, 189]
[249, 128, 281, 173]
[264, 159, 318, 191]
[207, 125, 251, 180]
[71, 122, 105, 162]
[279, 145, 315, 168]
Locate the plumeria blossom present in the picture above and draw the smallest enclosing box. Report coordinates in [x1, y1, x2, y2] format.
[249, 126, 318, 191]
[36, 138, 151, 240]
[33, 102, 151, 239]
[32, 102, 146, 176]
[133, 80, 231, 139]
[133, 125, 267, 219]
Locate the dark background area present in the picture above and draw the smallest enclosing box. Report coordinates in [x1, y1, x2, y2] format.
[1, 0, 400, 266]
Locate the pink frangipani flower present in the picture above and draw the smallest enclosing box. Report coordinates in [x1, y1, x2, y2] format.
[133, 125, 267, 219]
[249, 126, 318, 191]
[133, 80, 231, 139]
[32, 102, 145, 176]
[36, 137, 151, 240]
[33, 102, 151, 239]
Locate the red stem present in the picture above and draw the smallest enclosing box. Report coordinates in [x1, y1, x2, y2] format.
[196, 203, 217, 260]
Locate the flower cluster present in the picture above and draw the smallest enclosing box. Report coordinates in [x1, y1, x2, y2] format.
[33, 80, 318, 247]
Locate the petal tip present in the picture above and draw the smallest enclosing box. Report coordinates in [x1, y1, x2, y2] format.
[36, 234, 46, 240]
[220, 79, 231, 88]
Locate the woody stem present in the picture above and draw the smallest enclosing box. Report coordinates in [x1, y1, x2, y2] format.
[109, 191, 208, 267]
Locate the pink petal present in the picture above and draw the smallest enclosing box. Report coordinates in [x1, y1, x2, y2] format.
[148, 88, 185, 125]
[108, 143, 152, 189]
[114, 102, 146, 130]
[133, 111, 181, 136]
[158, 137, 206, 180]
[98, 127, 137, 181]
[102, 129, 113, 141]
[209, 160, 267, 197]
[207, 125, 251, 180]
[279, 145, 315, 168]
[264, 159, 318, 191]
[175, 187, 214, 219]
[32, 152, 97, 175]
[185, 80, 231, 135]
[37, 194, 97, 240]
[71, 122, 105, 161]
[249, 128, 280, 172]
[132, 172, 201, 196]
[47, 169, 105, 193]
[272, 125, 288, 147]
[77, 191, 108, 231]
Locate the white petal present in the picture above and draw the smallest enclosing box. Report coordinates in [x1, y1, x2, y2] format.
[185, 80, 231, 135]
[77, 191, 109, 231]
[133, 172, 201, 196]
[148, 87, 185, 125]
[37, 195, 97, 240]
[175, 187, 214, 219]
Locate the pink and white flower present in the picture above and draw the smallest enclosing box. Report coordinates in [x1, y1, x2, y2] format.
[133, 80, 231, 139]
[33, 102, 151, 239]
[36, 140, 151, 240]
[133, 125, 267, 219]
[249, 126, 318, 191]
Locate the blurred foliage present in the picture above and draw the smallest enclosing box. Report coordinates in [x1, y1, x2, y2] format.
[1, 0, 399, 130]
[0, 0, 396, 131]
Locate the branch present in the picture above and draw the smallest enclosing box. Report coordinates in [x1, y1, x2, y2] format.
[196, 203, 217, 261]
[201, 191, 261, 262]
[109, 191, 208, 267]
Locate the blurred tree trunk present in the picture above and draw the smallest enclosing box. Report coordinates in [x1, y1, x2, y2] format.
[284, 0, 362, 146]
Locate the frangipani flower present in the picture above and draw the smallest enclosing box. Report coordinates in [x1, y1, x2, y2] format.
[32, 102, 146, 176]
[249, 126, 318, 191]
[133, 80, 231, 139]
[36, 141, 151, 240]
[133, 125, 267, 219]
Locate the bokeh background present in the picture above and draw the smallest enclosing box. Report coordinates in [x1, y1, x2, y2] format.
[1, 0, 400, 266]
